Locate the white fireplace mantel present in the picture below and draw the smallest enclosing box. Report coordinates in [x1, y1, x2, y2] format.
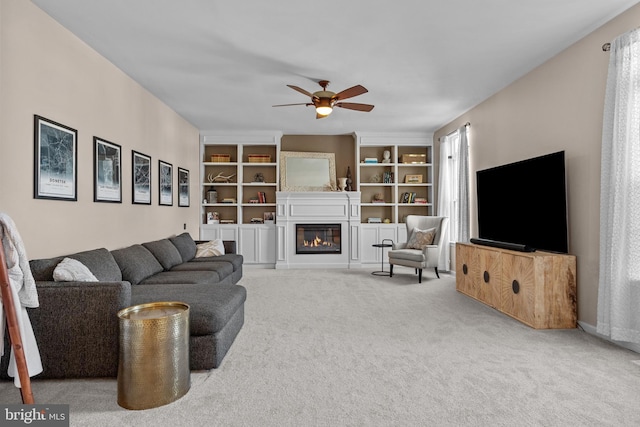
[275, 192, 361, 269]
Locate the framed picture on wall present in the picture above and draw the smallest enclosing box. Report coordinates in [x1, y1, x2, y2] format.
[178, 167, 189, 207]
[132, 150, 151, 205]
[93, 137, 121, 203]
[159, 160, 173, 206]
[33, 115, 78, 201]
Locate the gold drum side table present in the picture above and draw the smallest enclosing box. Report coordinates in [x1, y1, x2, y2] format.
[117, 301, 190, 410]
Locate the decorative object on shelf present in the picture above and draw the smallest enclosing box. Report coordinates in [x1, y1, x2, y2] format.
[369, 173, 381, 183]
[132, 151, 151, 205]
[372, 193, 384, 203]
[404, 174, 423, 183]
[263, 212, 275, 224]
[178, 167, 189, 207]
[363, 157, 378, 164]
[253, 172, 265, 182]
[248, 197, 260, 203]
[250, 217, 264, 224]
[383, 218, 391, 224]
[337, 177, 348, 191]
[346, 166, 353, 191]
[383, 171, 394, 183]
[401, 154, 426, 164]
[34, 115, 78, 201]
[208, 172, 236, 183]
[206, 212, 219, 224]
[207, 190, 218, 203]
[158, 160, 173, 206]
[248, 154, 271, 163]
[280, 151, 336, 192]
[221, 198, 236, 204]
[93, 136, 122, 203]
[368, 217, 382, 223]
[382, 150, 391, 163]
[219, 219, 235, 224]
[210, 154, 231, 162]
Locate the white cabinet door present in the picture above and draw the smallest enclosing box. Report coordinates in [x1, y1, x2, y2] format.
[239, 225, 276, 265]
[257, 226, 276, 264]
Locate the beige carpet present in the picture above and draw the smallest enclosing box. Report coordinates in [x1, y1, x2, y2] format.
[2, 268, 640, 426]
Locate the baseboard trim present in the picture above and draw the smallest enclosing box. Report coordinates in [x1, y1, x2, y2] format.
[578, 321, 640, 353]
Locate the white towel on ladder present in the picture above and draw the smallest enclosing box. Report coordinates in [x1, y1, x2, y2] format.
[0, 212, 43, 387]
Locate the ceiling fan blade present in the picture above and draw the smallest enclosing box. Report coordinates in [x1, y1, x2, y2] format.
[333, 85, 368, 101]
[287, 85, 314, 98]
[335, 102, 375, 112]
[272, 103, 311, 107]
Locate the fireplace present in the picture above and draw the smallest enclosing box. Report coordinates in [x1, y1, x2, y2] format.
[296, 223, 342, 254]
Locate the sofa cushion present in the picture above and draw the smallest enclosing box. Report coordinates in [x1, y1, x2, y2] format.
[171, 261, 233, 278]
[111, 245, 164, 285]
[190, 254, 243, 272]
[170, 232, 197, 262]
[130, 283, 247, 335]
[30, 248, 123, 282]
[138, 270, 222, 285]
[53, 258, 98, 282]
[142, 239, 184, 270]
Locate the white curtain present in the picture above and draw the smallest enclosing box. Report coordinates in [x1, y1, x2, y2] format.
[437, 124, 470, 271]
[597, 27, 640, 344]
[437, 135, 452, 271]
[457, 128, 470, 243]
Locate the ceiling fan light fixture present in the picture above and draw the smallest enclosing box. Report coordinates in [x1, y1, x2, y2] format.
[315, 98, 333, 116]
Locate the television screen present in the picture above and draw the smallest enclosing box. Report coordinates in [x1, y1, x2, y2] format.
[476, 151, 568, 253]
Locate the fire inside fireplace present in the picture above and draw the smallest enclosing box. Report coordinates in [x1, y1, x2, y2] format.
[296, 223, 341, 254]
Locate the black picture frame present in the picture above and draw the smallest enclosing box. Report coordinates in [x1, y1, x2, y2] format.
[93, 137, 122, 203]
[159, 160, 173, 206]
[34, 115, 78, 201]
[132, 150, 151, 205]
[178, 167, 189, 207]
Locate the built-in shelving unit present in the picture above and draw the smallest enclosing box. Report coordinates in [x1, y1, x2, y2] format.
[200, 133, 282, 265]
[355, 133, 434, 224]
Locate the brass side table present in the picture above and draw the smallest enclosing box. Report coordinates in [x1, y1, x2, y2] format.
[117, 301, 190, 410]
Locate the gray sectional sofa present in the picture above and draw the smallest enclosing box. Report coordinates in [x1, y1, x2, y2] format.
[0, 232, 245, 379]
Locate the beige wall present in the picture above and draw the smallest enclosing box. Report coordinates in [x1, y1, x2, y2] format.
[434, 3, 640, 326]
[0, 0, 200, 258]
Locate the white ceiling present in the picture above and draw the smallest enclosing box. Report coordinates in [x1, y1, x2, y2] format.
[32, 0, 640, 135]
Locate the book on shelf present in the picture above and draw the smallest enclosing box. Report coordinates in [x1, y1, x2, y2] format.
[221, 198, 236, 204]
[414, 197, 427, 204]
[367, 217, 382, 223]
[220, 219, 235, 224]
[363, 158, 378, 164]
[257, 191, 266, 203]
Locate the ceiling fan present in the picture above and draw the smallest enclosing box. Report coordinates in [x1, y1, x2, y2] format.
[273, 80, 374, 119]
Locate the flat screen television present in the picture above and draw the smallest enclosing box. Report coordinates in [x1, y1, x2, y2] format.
[475, 151, 568, 253]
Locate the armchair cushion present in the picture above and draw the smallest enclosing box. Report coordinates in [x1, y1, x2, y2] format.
[406, 227, 436, 250]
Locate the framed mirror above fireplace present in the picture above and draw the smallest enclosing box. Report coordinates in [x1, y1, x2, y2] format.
[280, 151, 336, 191]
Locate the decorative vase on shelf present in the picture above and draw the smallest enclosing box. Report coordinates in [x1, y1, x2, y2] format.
[346, 166, 353, 191]
[338, 177, 348, 191]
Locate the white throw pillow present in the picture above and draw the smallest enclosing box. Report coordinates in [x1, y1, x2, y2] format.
[195, 239, 225, 257]
[53, 257, 98, 282]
